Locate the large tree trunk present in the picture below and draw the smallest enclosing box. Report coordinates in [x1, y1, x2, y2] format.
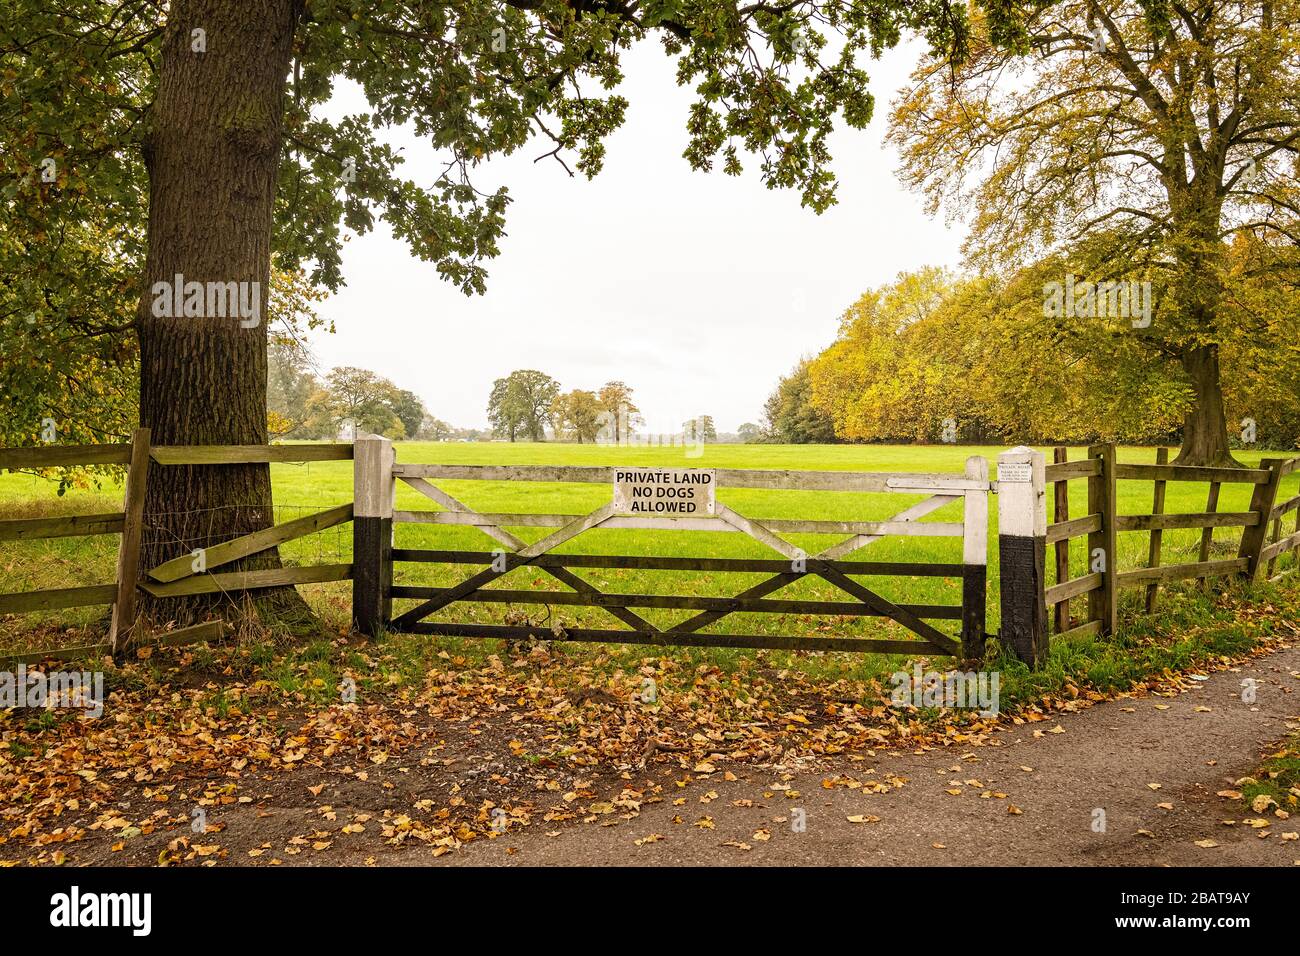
[1164, 188, 1237, 468]
[135, 0, 308, 628]
[1174, 343, 1239, 467]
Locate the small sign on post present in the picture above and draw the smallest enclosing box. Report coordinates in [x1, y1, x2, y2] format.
[997, 461, 1033, 484]
[612, 468, 715, 516]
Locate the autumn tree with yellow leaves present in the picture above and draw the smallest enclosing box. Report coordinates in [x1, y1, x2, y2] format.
[888, 0, 1300, 464]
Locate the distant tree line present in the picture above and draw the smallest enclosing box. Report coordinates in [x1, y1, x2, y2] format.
[487, 371, 727, 444]
[487, 372, 640, 442]
[268, 339, 482, 441]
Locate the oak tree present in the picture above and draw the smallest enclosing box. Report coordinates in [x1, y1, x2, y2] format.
[488, 368, 559, 441]
[889, 0, 1300, 464]
[3, 0, 1022, 624]
[551, 388, 603, 441]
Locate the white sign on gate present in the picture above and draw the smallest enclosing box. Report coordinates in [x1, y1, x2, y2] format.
[612, 468, 716, 515]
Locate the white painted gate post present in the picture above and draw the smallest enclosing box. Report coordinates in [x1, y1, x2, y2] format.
[996, 446, 1049, 666]
[960, 455, 989, 661]
[353, 434, 394, 637]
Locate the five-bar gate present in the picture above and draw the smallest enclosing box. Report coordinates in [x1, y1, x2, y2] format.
[353, 436, 992, 660]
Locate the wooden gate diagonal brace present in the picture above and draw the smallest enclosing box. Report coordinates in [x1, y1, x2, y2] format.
[811, 560, 960, 655]
[391, 502, 618, 630]
[716, 499, 959, 651]
[672, 495, 959, 635]
[714, 501, 962, 653]
[148, 502, 354, 583]
[399, 477, 657, 632]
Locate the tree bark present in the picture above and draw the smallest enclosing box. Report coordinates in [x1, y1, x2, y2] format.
[1165, 189, 1237, 468]
[1174, 343, 1239, 467]
[135, 0, 307, 627]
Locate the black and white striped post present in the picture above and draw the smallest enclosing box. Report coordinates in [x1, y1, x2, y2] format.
[353, 434, 394, 637]
[960, 455, 989, 661]
[996, 446, 1049, 667]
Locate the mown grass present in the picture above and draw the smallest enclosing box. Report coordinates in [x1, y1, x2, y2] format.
[1, 442, 1296, 659]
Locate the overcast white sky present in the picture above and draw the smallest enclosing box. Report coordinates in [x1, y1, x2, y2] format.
[310, 36, 967, 433]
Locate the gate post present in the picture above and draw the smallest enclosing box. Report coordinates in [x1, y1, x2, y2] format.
[1239, 458, 1284, 582]
[960, 455, 989, 662]
[353, 434, 394, 637]
[109, 427, 151, 653]
[1087, 442, 1118, 636]
[996, 446, 1048, 667]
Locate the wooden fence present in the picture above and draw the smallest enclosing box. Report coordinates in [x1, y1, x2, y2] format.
[354, 435, 993, 659]
[1042, 444, 1113, 646]
[1040, 443, 1300, 646]
[0, 433, 353, 659]
[4, 435, 1297, 668]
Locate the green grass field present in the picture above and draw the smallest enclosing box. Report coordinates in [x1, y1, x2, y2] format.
[2, 442, 1297, 655]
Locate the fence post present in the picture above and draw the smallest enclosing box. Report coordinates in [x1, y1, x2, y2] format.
[960, 455, 989, 661]
[1144, 447, 1169, 613]
[1051, 447, 1071, 634]
[1087, 442, 1118, 636]
[1198, 480, 1222, 591]
[1239, 458, 1284, 582]
[109, 427, 150, 653]
[996, 446, 1048, 667]
[353, 434, 394, 637]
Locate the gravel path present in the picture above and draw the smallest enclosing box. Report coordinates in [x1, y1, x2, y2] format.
[441, 642, 1300, 866]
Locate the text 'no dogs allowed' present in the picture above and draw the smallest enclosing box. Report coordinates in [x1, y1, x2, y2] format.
[612, 468, 716, 515]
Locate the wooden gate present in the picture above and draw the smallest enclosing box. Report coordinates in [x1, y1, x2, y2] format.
[353, 438, 991, 660]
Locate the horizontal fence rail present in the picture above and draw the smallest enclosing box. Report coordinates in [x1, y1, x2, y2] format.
[392, 462, 990, 494]
[1115, 512, 1260, 531]
[0, 583, 119, 615]
[1044, 458, 1101, 483]
[0, 445, 132, 469]
[1113, 463, 1271, 484]
[0, 442, 354, 471]
[0, 438, 356, 658]
[391, 550, 968, 576]
[0, 512, 126, 541]
[138, 564, 353, 598]
[405, 622, 958, 656]
[149, 444, 354, 465]
[388, 586, 965, 619]
[393, 509, 967, 537]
